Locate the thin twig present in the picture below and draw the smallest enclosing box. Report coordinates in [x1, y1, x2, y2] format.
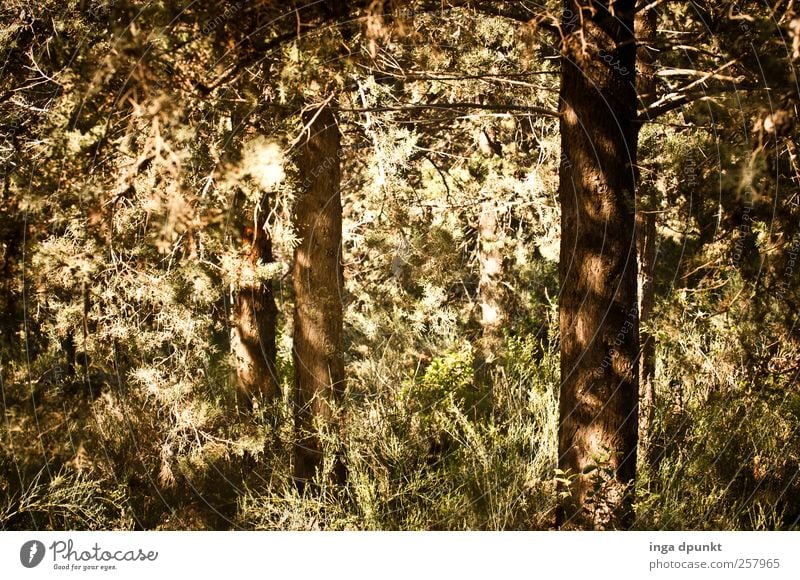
[286, 93, 337, 151]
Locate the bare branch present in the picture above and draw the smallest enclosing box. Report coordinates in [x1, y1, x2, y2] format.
[640, 84, 765, 121]
[656, 67, 744, 83]
[337, 102, 560, 117]
[640, 60, 747, 120]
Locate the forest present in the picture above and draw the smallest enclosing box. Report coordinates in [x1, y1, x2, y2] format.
[0, 0, 799, 531]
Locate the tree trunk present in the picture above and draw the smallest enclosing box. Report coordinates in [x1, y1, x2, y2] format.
[475, 198, 506, 407]
[231, 224, 279, 406]
[292, 106, 346, 490]
[635, 6, 659, 470]
[635, 210, 656, 456]
[0, 193, 23, 361]
[557, 0, 640, 529]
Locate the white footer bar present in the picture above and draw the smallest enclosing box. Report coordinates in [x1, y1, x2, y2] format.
[2, 531, 798, 579]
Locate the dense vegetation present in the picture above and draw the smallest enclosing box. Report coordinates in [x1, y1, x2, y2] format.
[1, 0, 799, 530]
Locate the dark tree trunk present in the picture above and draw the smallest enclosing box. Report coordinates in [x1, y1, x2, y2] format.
[292, 106, 346, 490]
[635, 6, 659, 471]
[231, 224, 279, 405]
[0, 202, 23, 359]
[556, 0, 640, 529]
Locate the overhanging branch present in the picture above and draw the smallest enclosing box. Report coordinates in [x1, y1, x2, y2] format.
[337, 102, 560, 117]
[639, 83, 766, 121]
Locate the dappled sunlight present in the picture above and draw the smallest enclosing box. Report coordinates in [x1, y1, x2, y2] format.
[0, 0, 798, 534]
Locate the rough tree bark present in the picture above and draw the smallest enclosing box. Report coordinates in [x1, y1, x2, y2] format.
[231, 223, 279, 405]
[557, 0, 640, 529]
[635, 6, 659, 471]
[292, 106, 346, 490]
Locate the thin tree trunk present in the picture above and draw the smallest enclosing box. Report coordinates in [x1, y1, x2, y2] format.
[0, 194, 23, 360]
[475, 199, 506, 407]
[292, 106, 346, 490]
[636, 6, 659, 470]
[636, 210, 656, 460]
[557, 0, 640, 529]
[231, 224, 279, 405]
